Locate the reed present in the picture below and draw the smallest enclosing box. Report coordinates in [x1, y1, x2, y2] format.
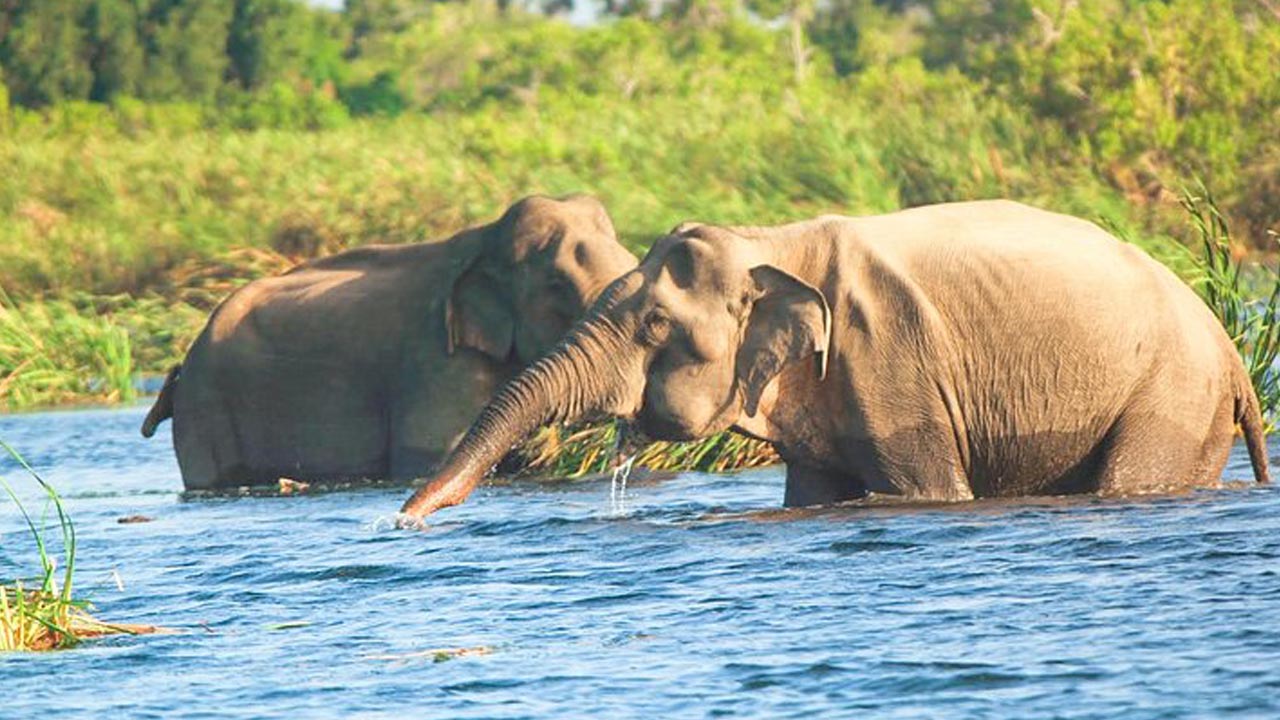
[0, 289, 136, 410]
[0, 441, 153, 651]
[506, 423, 780, 479]
[1182, 187, 1280, 430]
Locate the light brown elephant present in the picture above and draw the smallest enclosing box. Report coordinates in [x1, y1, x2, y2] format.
[141, 195, 638, 491]
[400, 199, 1269, 518]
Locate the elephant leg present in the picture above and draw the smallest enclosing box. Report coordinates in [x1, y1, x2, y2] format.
[783, 463, 865, 507]
[389, 445, 444, 482]
[1183, 393, 1237, 488]
[1094, 404, 1224, 495]
[174, 403, 244, 491]
[388, 389, 474, 482]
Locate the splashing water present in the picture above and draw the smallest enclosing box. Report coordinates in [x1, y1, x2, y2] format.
[375, 513, 425, 532]
[610, 453, 636, 516]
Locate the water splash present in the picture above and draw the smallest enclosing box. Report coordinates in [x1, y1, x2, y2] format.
[610, 453, 636, 516]
[371, 514, 424, 532]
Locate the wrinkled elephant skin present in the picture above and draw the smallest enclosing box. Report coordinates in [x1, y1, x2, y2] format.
[143, 195, 637, 491]
[401, 200, 1269, 518]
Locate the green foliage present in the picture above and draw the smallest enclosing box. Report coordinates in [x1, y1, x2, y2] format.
[0, 0, 1271, 248]
[83, 0, 146, 102]
[138, 0, 235, 101]
[898, 0, 1280, 240]
[0, 0, 93, 107]
[0, 291, 136, 410]
[339, 71, 407, 116]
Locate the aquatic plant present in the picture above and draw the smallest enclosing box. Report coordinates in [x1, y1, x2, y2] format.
[1183, 187, 1280, 430]
[505, 422, 779, 480]
[0, 441, 150, 651]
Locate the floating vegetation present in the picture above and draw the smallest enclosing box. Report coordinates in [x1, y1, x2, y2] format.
[503, 423, 780, 480]
[363, 646, 493, 663]
[1182, 187, 1280, 430]
[1, 441, 161, 651]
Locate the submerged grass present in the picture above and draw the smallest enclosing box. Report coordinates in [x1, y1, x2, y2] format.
[0, 441, 154, 651]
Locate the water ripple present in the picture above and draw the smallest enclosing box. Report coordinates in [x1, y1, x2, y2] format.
[2, 408, 1279, 718]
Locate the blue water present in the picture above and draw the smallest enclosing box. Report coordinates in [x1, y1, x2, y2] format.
[2, 406, 1279, 718]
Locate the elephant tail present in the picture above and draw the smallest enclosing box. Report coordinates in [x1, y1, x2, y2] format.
[1235, 371, 1271, 485]
[141, 364, 181, 438]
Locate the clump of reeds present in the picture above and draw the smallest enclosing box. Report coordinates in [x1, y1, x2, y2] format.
[1, 441, 152, 651]
[1182, 187, 1280, 429]
[0, 288, 135, 410]
[505, 423, 779, 480]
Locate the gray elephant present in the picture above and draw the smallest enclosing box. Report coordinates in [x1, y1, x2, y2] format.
[400, 199, 1269, 518]
[141, 195, 638, 491]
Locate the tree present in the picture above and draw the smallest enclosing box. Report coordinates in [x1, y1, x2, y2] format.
[0, 0, 93, 106]
[83, 0, 146, 101]
[140, 0, 234, 100]
[226, 0, 305, 90]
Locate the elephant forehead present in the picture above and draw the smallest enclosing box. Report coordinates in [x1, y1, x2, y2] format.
[508, 221, 564, 258]
[655, 252, 742, 302]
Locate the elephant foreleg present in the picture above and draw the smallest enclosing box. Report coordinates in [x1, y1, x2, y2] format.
[783, 463, 865, 507]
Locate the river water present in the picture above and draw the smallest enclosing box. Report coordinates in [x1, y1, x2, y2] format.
[2, 405, 1279, 718]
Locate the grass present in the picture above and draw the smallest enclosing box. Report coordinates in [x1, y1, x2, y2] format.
[0, 289, 136, 410]
[504, 423, 779, 480]
[0, 79, 1187, 302]
[1, 440, 156, 651]
[1183, 188, 1280, 430]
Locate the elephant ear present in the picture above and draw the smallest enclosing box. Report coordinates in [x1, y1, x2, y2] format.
[446, 238, 515, 361]
[736, 265, 832, 417]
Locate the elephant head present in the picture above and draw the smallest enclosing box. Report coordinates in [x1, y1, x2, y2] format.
[401, 222, 830, 518]
[446, 194, 639, 366]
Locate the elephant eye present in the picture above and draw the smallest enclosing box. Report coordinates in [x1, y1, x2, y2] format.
[639, 311, 671, 347]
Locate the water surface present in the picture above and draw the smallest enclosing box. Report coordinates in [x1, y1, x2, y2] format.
[2, 406, 1279, 718]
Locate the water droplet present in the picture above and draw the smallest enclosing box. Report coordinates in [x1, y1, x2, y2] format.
[611, 453, 636, 516]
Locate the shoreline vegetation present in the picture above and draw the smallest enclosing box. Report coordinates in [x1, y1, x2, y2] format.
[1, 1, 1278, 474]
[0, 442, 162, 651]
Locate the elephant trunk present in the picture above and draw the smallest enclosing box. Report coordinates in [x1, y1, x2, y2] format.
[399, 318, 631, 519]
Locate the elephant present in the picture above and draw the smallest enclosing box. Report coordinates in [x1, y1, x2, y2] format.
[141, 194, 638, 491]
[399, 199, 1270, 519]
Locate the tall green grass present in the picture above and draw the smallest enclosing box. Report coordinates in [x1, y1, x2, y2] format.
[1183, 189, 1280, 429]
[0, 73, 1177, 302]
[2, 440, 84, 651]
[0, 441, 157, 651]
[0, 289, 135, 410]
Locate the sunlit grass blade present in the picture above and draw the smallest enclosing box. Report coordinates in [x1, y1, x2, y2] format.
[1, 440, 162, 651]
